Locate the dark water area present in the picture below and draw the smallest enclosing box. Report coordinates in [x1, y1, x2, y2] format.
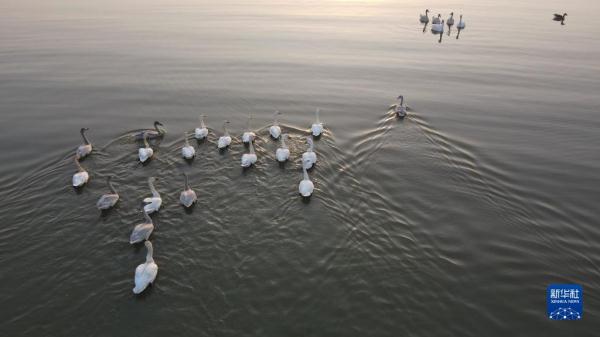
[1, 0, 599, 336]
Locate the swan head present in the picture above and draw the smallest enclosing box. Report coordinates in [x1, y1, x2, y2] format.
[426, 9, 429, 14]
[80, 127, 89, 133]
[563, 13, 567, 17]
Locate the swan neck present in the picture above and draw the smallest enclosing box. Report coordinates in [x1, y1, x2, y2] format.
[143, 211, 152, 224]
[143, 133, 149, 148]
[80, 129, 90, 145]
[303, 167, 309, 180]
[184, 133, 189, 146]
[249, 141, 255, 154]
[148, 178, 159, 197]
[107, 177, 117, 194]
[315, 109, 320, 123]
[74, 156, 84, 172]
[184, 173, 190, 190]
[200, 115, 206, 128]
[146, 243, 154, 263]
[223, 122, 229, 136]
[281, 135, 287, 148]
[307, 138, 314, 152]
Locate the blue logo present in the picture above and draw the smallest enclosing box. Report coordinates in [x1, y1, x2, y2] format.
[547, 284, 583, 320]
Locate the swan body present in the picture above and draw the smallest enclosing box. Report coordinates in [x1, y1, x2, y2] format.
[420, 9, 429, 23]
[134, 121, 166, 140]
[432, 20, 444, 33]
[432, 14, 441, 24]
[298, 167, 314, 197]
[218, 121, 232, 149]
[447, 12, 454, 26]
[143, 177, 162, 214]
[457, 15, 465, 29]
[395, 95, 407, 118]
[76, 128, 92, 159]
[241, 141, 257, 167]
[179, 173, 197, 207]
[311, 108, 323, 137]
[130, 211, 154, 244]
[181, 133, 195, 159]
[138, 132, 154, 163]
[96, 176, 119, 209]
[72, 156, 89, 187]
[242, 113, 255, 144]
[133, 241, 158, 294]
[269, 111, 282, 139]
[275, 134, 290, 162]
[242, 132, 255, 144]
[194, 115, 209, 139]
[301, 137, 317, 169]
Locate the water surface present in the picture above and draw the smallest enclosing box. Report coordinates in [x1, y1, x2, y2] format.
[1, 0, 599, 336]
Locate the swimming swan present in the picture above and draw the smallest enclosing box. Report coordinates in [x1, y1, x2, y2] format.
[138, 132, 154, 163]
[130, 210, 154, 244]
[179, 172, 197, 207]
[134, 121, 166, 140]
[133, 240, 158, 294]
[457, 15, 465, 29]
[96, 176, 119, 210]
[218, 120, 232, 149]
[241, 138, 258, 167]
[432, 20, 444, 33]
[242, 113, 256, 144]
[143, 177, 162, 214]
[420, 9, 430, 23]
[72, 155, 89, 187]
[302, 137, 317, 169]
[76, 127, 92, 159]
[181, 132, 195, 159]
[195, 115, 209, 140]
[311, 108, 324, 137]
[298, 166, 314, 197]
[276, 133, 290, 162]
[269, 111, 282, 139]
[395, 95, 407, 118]
[432, 14, 441, 24]
[447, 12, 455, 26]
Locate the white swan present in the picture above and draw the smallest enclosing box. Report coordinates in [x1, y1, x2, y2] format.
[242, 113, 256, 144]
[241, 139, 258, 167]
[394, 95, 407, 118]
[96, 176, 119, 210]
[138, 132, 154, 163]
[179, 172, 197, 207]
[134, 121, 166, 140]
[181, 132, 195, 159]
[276, 133, 290, 162]
[311, 108, 324, 137]
[133, 240, 158, 294]
[217, 120, 232, 149]
[76, 127, 92, 159]
[447, 12, 455, 26]
[143, 177, 162, 214]
[130, 211, 154, 244]
[432, 20, 444, 33]
[432, 14, 441, 24]
[457, 15, 465, 29]
[195, 115, 209, 140]
[269, 111, 282, 139]
[72, 155, 89, 187]
[298, 166, 314, 197]
[302, 137, 317, 169]
[420, 9, 430, 23]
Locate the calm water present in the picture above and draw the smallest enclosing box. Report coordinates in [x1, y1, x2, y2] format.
[1, 0, 599, 336]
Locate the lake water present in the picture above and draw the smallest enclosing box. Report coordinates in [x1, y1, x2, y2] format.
[1, 0, 599, 336]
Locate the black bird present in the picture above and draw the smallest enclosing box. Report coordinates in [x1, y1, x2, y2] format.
[553, 13, 567, 21]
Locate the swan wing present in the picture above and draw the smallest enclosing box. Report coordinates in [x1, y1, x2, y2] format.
[97, 194, 119, 209]
[180, 190, 197, 207]
[133, 262, 158, 294]
[299, 180, 314, 197]
[130, 223, 154, 244]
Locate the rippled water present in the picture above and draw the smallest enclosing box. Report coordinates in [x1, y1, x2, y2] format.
[1, 0, 599, 336]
